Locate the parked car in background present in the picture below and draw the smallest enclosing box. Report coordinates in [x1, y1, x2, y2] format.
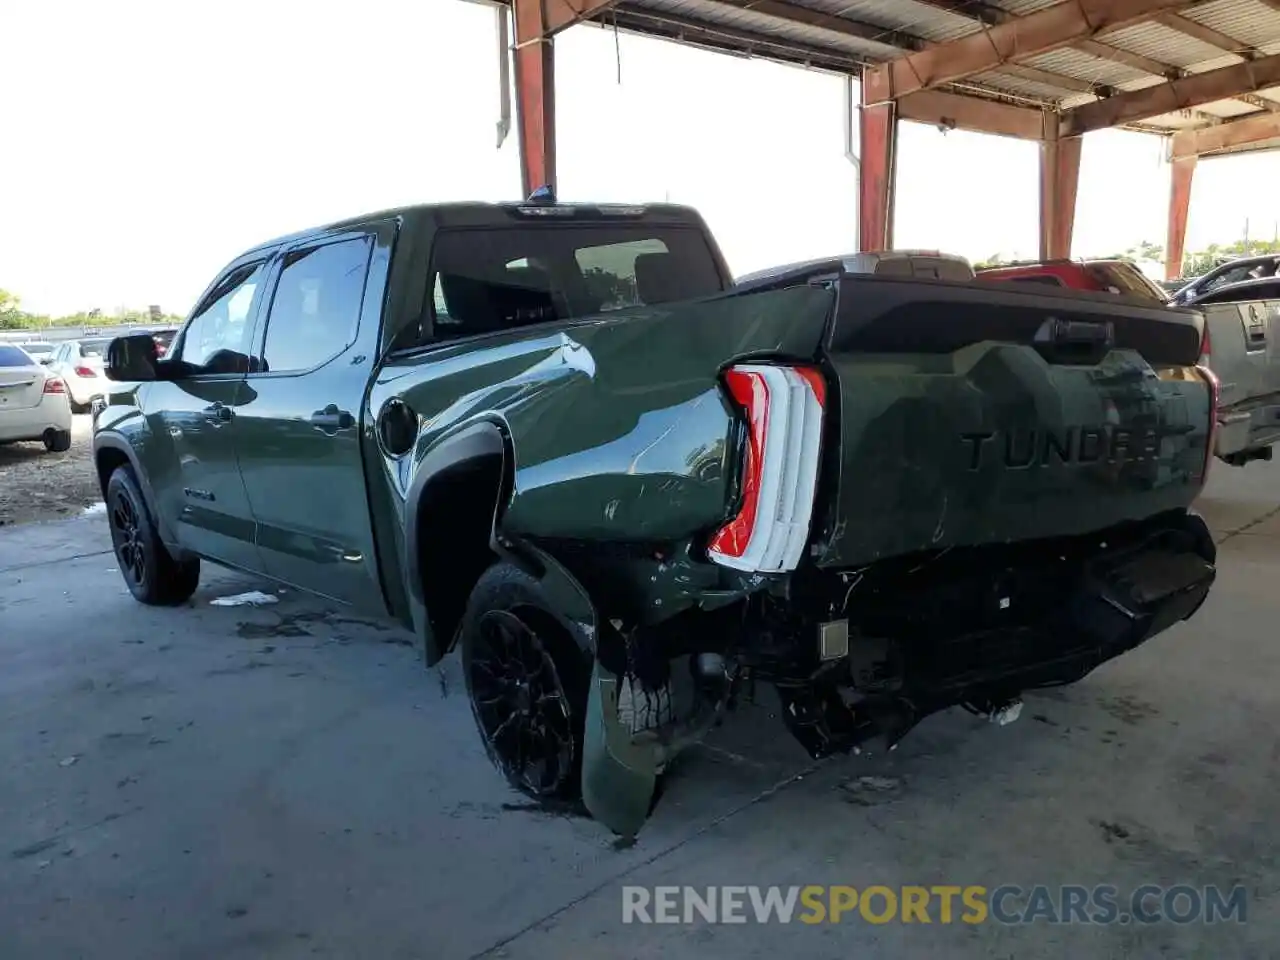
[980, 257, 1280, 469]
[94, 199, 1217, 837]
[151, 328, 178, 357]
[48, 337, 114, 412]
[1180, 278, 1280, 467]
[17, 341, 56, 366]
[1169, 254, 1280, 307]
[0, 344, 73, 451]
[736, 249, 974, 288]
[975, 258, 1170, 303]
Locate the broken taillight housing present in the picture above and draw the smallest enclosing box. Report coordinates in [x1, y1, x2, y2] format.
[707, 364, 826, 574]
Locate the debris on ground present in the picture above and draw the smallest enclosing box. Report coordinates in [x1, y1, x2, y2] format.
[210, 591, 279, 607]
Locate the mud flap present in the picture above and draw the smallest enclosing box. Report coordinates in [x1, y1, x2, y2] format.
[581, 661, 662, 839]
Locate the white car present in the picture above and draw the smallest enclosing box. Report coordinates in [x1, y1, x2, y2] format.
[0, 343, 73, 451]
[48, 337, 115, 413]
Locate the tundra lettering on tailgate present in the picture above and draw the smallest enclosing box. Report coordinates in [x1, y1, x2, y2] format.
[961, 426, 1175, 471]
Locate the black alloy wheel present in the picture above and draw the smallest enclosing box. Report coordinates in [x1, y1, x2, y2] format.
[110, 485, 148, 592]
[465, 608, 578, 799]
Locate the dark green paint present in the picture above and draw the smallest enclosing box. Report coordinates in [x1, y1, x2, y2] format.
[92, 201, 1217, 838]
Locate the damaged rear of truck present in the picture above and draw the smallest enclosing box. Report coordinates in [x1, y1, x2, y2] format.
[375, 220, 1218, 839]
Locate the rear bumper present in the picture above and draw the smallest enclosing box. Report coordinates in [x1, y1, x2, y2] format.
[0, 396, 72, 441]
[1216, 401, 1280, 457]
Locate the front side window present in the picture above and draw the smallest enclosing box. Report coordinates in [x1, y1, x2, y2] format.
[178, 261, 266, 370]
[260, 236, 372, 373]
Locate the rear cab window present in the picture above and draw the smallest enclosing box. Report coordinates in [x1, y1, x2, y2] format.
[414, 222, 725, 346]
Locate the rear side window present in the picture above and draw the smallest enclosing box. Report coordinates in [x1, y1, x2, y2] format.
[261, 236, 373, 374]
[0, 345, 32, 366]
[418, 224, 723, 345]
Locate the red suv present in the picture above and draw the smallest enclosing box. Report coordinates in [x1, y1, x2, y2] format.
[976, 259, 1170, 304]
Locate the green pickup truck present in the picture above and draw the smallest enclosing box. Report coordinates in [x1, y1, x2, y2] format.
[94, 198, 1219, 837]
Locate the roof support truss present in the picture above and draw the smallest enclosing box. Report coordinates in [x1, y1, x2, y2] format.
[861, 0, 1194, 103]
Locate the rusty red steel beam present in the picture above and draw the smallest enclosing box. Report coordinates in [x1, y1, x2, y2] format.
[513, 0, 623, 41]
[1170, 111, 1280, 159]
[1062, 52, 1280, 136]
[1166, 156, 1197, 280]
[895, 89, 1050, 140]
[1040, 134, 1083, 260]
[862, 0, 1194, 104]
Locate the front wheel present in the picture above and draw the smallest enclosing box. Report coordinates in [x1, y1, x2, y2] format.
[106, 465, 201, 605]
[458, 562, 591, 803]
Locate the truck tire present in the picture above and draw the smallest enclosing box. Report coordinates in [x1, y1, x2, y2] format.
[106, 465, 201, 606]
[458, 561, 591, 804]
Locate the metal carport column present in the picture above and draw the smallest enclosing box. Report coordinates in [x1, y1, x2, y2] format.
[511, 0, 621, 196]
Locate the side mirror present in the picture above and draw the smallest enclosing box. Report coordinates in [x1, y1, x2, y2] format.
[105, 334, 161, 382]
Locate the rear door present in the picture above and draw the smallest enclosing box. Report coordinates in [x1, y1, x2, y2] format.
[231, 223, 394, 607]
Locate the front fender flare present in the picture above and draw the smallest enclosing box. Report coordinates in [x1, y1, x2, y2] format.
[92, 432, 182, 552]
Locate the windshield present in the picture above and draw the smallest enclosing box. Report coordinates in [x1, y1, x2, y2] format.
[0, 345, 34, 367]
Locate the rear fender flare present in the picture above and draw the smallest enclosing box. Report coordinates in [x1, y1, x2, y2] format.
[403, 421, 600, 664]
[93, 433, 182, 552]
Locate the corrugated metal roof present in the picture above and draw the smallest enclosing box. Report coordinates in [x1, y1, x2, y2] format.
[1183, 0, 1280, 50]
[597, 0, 1280, 138]
[1022, 47, 1147, 87]
[1103, 21, 1229, 68]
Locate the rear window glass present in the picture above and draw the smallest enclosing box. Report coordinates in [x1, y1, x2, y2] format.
[1085, 263, 1167, 303]
[414, 224, 724, 346]
[0, 345, 32, 366]
[79, 339, 113, 357]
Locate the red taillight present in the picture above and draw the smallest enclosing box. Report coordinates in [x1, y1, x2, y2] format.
[43, 377, 66, 394]
[707, 364, 826, 574]
[74, 365, 97, 378]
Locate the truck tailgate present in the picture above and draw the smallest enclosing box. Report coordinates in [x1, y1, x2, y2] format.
[811, 278, 1214, 569]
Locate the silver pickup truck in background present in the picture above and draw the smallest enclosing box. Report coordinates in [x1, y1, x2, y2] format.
[1182, 276, 1280, 467]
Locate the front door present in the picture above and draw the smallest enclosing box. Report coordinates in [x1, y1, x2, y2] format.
[144, 256, 272, 572]
[231, 226, 392, 608]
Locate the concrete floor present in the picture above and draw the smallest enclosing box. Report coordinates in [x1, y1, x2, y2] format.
[3, 462, 1280, 959]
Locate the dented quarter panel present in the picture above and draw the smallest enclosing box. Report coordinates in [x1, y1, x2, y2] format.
[367, 283, 836, 587]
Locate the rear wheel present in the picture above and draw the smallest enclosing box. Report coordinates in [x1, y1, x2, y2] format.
[43, 428, 71, 453]
[106, 465, 200, 605]
[459, 562, 591, 803]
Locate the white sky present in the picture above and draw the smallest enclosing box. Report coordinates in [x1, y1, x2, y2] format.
[3, 0, 1279, 316]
